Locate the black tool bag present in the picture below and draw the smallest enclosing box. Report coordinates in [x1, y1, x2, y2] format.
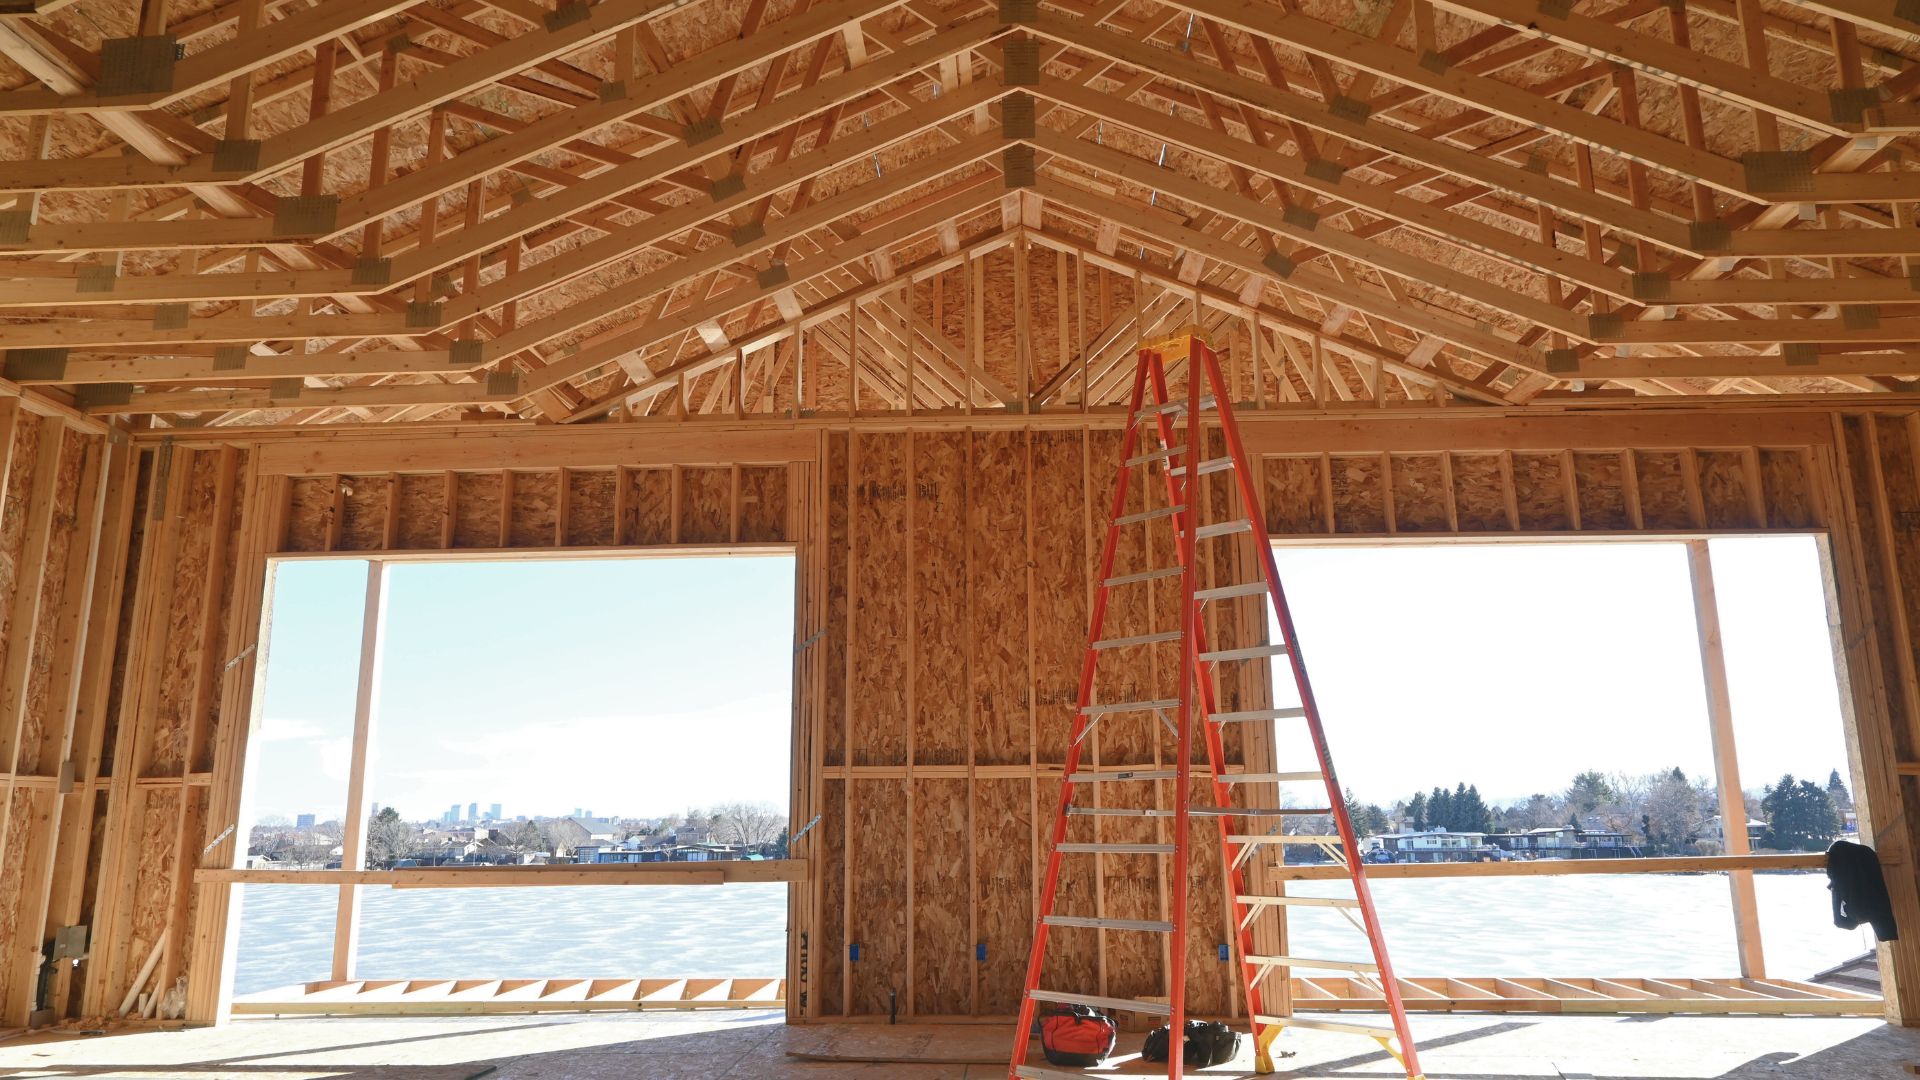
[1141, 1019, 1242, 1068]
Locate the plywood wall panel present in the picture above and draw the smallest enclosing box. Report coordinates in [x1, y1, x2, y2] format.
[912, 433, 967, 767]
[912, 777, 971, 1015]
[851, 434, 908, 767]
[1031, 430, 1086, 766]
[970, 431, 1029, 767]
[848, 778, 908, 1015]
[1573, 452, 1632, 530]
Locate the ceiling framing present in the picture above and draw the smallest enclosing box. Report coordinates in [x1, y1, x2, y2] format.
[2, 0, 1918, 427]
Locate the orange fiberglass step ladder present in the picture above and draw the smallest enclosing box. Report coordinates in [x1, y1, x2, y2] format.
[1006, 331, 1424, 1080]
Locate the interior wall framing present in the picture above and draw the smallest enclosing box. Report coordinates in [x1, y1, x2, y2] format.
[7, 403, 1920, 1030]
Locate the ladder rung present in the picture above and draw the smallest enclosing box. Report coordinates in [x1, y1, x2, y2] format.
[1212, 707, 1307, 724]
[1016, 1066, 1110, 1080]
[1030, 989, 1173, 1016]
[1124, 445, 1184, 466]
[1134, 395, 1215, 419]
[1248, 954, 1379, 973]
[1067, 769, 1179, 783]
[1195, 581, 1268, 601]
[1236, 834, 1343, 844]
[1082, 698, 1179, 715]
[1196, 519, 1253, 539]
[1188, 806, 1329, 817]
[1044, 915, 1175, 933]
[1255, 1015, 1396, 1038]
[1237, 894, 1361, 909]
[1094, 630, 1183, 649]
[1199, 643, 1289, 663]
[1104, 566, 1183, 586]
[1219, 771, 1324, 783]
[1115, 504, 1184, 525]
[1057, 842, 1175, 854]
[1169, 456, 1235, 477]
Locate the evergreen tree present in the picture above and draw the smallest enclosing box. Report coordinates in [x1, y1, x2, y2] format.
[1566, 770, 1615, 815]
[1429, 786, 1453, 830]
[1406, 791, 1428, 831]
[1826, 769, 1854, 812]
[365, 807, 415, 868]
[1761, 773, 1842, 852]
[1344, 788, 1390, 838]
[1460, 784, 1493, 833]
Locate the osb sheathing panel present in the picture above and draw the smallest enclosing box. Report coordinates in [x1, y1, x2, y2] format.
[1841, 417, 1913, 732]
[980, 777, 1037, 1015]
[123, 788, 179, 997]
[1872, 421, 1920, 691]
[679, 467, 733, 544]
[282, 476, 331, 552]
[1635, 451, 1697, 530]
[507, 471, 560, 548]
[848, 778, 907, 1016]
[196, 451, 247, 774]
[1450, 453, 1510, 532]
[1091, 426, 1157, 766]
[147, 451, 221, 777]
[565, 470, 618, 547]
[1328, 455, 1387, 534]
[1510, 453, 1573, 531]
[815, 776, 846, 1016]
[1761, 449, 1819, 529]
[739, 466, 788, 543]
[1031, 430, 1086, 766]
[1389, 455, 1449, 533]
[0, 413, 47, 649]
[625, 467, 674, 546]
[1696, 451, 1758, 529]
[970, 431, 1029, 768]
[851, 434, 908, 768]
[1573, 452, 1633, 531]
[338, 475, 390, 551]
[395, 474, 448, 549]
[1262, 457, 1327, 536]
[1034, 772, 1094, 1004]
[823, 437, 849, 769]
[912, 433, 967, 768]
[912, 777, 970, 1015]
[17, 430, 89, 774]
[452, 472, 502, 548]
[1182, 775, 1232, 1019]
[0, 788, 38, 1008]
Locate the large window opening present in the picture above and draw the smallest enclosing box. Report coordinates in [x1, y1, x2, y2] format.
[233, 554, 796, 997]
[1266, 536, 1864, 981]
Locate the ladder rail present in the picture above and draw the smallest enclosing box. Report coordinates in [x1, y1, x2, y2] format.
[1007, 359, 1158, 1079]
[1143, 353, 1279, 1065]
[1199, 345, 1425, 1079]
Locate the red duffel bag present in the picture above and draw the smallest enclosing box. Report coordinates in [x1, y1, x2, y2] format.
[1041, 1004, 1117, 1066]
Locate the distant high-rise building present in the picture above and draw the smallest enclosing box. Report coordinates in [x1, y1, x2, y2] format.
[295, 813, 315, 828]
[489, 803, 502, 820]
[468, 802, 479, 821]
[573, 808, 584, 818]
[447, 803, 461, 824]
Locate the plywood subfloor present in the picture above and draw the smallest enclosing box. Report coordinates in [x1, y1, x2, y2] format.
[1, 1011, 1917, 1078]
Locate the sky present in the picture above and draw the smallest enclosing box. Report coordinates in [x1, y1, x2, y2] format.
[246, 536, 1851, 824]
[247, 556, 795, 824]
[1269, 536, 1850, 806]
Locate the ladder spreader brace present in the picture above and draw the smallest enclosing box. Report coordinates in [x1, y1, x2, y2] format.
[1007, 332, 1425, 1080]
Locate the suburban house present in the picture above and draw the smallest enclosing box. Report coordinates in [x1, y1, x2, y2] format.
[1703, 815, 1769, 850]
[1364, 828, 1502, 863]
[1487, 825, 1636, 859]
[546, 817, 624, 852]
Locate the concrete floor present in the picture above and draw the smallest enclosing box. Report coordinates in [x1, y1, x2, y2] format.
[0, 1010, 1916, 1079]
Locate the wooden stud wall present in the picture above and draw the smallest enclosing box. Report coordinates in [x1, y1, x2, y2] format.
[19, 403, 1920, 1030]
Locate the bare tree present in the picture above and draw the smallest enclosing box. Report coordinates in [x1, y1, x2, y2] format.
[709, 802, 788, 848]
